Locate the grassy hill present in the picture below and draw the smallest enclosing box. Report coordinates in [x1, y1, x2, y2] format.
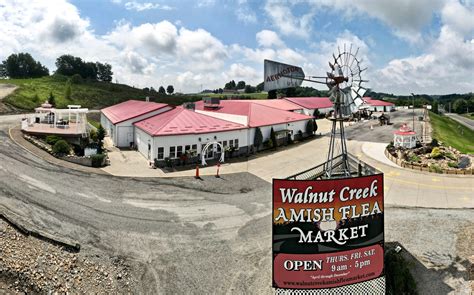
[1, 75, 249, 110]
[429, 112, 474, 154]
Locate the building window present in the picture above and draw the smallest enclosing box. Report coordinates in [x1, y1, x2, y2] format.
[169, 146, 176, 158]
[185, 145, 191, 153]
[192, 144, 197, 151]
[234, 139, 239, 148]
[157, 147, 164, 160]
[177, 146, 183, 157]
[223, 140, 228, 147]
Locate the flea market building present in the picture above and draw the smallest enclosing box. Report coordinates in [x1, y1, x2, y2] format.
[101, 99, 314, 163]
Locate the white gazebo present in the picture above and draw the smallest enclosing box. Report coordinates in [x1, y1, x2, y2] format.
[393, 124, 417, 148]
[21, 102, 89, 137]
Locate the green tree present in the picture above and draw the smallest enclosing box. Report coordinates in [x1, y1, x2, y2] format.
[453, 99, 468, 114]
[254, 127, 263, 151]
[236, 81, 246, 89]
[256, 82, 264, 92]
[268, 90, 277, 99]
[313, 119, 318, 134]
[166, 85, 174, 95]
[2, 53, 49, 78]
[244, 85, 256, 93]
[0, 62, 6, 77]
[431, 101, 439, 114]
[52, 140, 70, 155]
[270, 127, 277, 149]
[97, 125, 106, 154]
[158, 86, 166, 94]
[224, 80, 236, 90]
[48, 91, 56, 107]
[313, 109, 320, 118]
[96, 62, 113, 82]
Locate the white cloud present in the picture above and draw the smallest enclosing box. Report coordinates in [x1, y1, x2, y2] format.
[256, 30, 284, 48]
[264, 0, 315, 39]
[124, 1, 173, 11]
[235, 6, 257, 24]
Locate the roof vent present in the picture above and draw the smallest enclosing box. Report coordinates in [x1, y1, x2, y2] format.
[183, 102, 195, 111]
[203, 97, 220, 109]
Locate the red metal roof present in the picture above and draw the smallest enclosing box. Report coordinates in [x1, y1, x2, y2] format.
[231, 99, 303, 111]
[283, 97, 333, 109]
[101, 100, 169, 124]
[363, 97, 394, 107]
[394, 124, 416, 135]
[194, 100, 313, 127]
[134, 107, 246, 136]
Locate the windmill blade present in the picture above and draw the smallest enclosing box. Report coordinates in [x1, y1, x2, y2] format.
[353, 97, 364, 107]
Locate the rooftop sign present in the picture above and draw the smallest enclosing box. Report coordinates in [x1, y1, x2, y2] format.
[264, 59, 305, 92]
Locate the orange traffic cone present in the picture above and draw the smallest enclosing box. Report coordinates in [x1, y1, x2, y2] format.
[195, 165, 200, 179]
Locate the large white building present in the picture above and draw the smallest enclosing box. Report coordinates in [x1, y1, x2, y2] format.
[100, 100, 172, 147]
[101, 99, 314, 164]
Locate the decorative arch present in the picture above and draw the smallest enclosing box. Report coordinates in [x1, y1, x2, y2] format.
[201, 141, 225, 166]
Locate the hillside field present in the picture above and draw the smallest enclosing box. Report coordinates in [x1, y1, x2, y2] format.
[430, 112, 474, 154]
[0, 76, 266, 110]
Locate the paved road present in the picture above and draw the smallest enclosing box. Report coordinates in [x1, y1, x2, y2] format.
[1, 113, 472, 294]
[445, 113, 474, 130]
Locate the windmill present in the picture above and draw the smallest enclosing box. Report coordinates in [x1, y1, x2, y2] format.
[264, 44, 368, 179]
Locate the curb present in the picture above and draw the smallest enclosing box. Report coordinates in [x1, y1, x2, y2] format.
[8, 126, 109, 176]
[0, 209, 80, 252]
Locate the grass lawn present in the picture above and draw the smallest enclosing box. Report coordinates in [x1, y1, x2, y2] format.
[461, 113, 474, 120]
[429, 111, 474, 154]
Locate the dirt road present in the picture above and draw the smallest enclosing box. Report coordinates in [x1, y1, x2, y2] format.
[0, 84, 18, 114]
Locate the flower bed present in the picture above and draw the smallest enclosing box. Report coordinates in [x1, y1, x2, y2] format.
[385, 141, 473, 174]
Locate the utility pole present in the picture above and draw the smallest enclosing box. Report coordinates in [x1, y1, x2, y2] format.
[411, 93, 415, 132]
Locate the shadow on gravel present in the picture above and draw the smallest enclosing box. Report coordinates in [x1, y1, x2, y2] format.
[386, 242, 467, 295]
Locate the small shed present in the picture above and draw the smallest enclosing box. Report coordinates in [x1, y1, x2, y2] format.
[393, 124, 417, 148]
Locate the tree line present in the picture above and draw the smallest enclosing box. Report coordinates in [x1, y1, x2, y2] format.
[142, 85, 174, 95]
[0, 52, 113, 82]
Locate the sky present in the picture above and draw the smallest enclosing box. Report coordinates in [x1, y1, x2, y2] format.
[0, 0, 473, 95]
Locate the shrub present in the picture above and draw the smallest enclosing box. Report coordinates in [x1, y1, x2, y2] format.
[430, 147, 443, 159]
[408, 154, 420, 162]
[448, 162, 458, 168]
[52, 140, 70, 155]
[91, 154, 106, 167]
[270, 127, 277, 149]
[254, 127, 263, 151]
[45, 135, 62, 146]
[89, 129, 98, 142]
[70, 74, 83, 84]
[430, 138, 439, 147]
[445, 152, 456, 161]
[306, 119, 315, 135]
[430, 164, 443, 173]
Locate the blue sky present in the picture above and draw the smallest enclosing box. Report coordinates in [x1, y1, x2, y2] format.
[1, 0, 473, 94]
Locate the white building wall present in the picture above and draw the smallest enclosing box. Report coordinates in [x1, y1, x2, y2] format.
[135, 128, 249, 160]
[103, 106, 172, 147]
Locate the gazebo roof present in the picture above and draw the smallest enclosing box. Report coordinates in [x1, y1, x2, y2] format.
[394, 124, 416, 136]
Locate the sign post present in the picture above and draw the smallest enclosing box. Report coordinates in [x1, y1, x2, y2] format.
[272, 174, 384, 291]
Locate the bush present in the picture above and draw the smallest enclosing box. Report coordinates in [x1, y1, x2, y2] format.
[445, 152, 456, 161]
[45, 135, 62, 146]
[408, 154, 420, 162]
[448, 162, 458, 168]
[430, 147, 443, 159]
[430, 138, 439, 147]
[430, 164, 443, 173]
[70, 74, 83, 84]
[91, 154, 106, 167]
[52, 140, 70, 155]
